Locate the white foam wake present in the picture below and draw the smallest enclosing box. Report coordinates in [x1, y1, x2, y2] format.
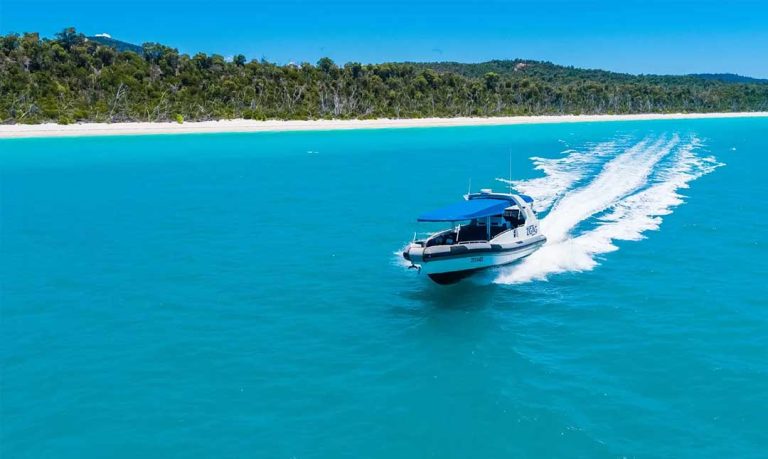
[497, 140, 623, 212]
[495, 134, 722, 284]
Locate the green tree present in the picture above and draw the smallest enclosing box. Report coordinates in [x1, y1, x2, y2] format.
[317, 57, 337, 74]
[54, 27, 84, 50]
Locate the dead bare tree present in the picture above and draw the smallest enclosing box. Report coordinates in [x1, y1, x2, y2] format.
[108, 83, 127, 120]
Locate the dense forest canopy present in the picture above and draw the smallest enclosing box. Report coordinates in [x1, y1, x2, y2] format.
[1, 28, 767, 124]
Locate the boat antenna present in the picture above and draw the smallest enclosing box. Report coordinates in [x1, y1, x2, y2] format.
[508, 151, 513, 194]
[467, 178, 472, 196]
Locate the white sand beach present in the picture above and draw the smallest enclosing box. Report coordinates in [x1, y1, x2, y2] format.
[1, 112, 767, 139]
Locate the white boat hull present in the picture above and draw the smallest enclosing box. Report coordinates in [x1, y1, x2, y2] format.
[403, 236, 546, 284]
[403, 190, 546, 284]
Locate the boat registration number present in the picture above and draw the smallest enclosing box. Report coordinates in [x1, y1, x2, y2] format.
[526, 225, 538, 236]
[471, 256, 484, 263]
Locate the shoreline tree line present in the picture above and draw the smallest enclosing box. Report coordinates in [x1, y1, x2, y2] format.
[1, 28, 767, 124]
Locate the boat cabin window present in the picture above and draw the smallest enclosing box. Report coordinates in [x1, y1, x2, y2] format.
[473, 216, 505, 227]
[503, 208, 526, 227]
[426, 231, 458, 247]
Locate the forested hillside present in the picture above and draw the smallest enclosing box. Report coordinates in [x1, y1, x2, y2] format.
[2, 28, 767, 124]
[86, 35, 143, 55]
[412, 60, 768, 85]
[687, 73, 768, 84]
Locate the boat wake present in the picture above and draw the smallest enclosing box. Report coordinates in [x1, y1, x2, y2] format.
[495, 133, 722, 284]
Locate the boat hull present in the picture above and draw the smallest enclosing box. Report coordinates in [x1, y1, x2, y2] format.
[404, 236, 546, 284]
[428, 269, 481, 285]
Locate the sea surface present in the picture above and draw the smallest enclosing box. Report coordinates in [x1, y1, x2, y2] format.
[2, 118, 767, 458]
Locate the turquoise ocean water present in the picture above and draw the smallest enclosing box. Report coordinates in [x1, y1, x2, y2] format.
[2, 118, 766, 458]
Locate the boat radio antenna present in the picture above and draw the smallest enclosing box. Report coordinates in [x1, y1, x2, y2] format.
[508, 151, 513, 194]
[467, 178, 472, 196]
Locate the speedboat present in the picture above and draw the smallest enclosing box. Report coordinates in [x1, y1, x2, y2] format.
[402, 188, 546, 284]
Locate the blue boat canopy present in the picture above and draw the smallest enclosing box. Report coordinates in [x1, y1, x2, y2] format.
[417, 196, 533, 222]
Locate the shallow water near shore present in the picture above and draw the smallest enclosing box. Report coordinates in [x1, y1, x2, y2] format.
[2, 118, 767, 458]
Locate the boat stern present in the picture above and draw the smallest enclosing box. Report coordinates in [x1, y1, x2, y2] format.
[402, 242, 425, 268]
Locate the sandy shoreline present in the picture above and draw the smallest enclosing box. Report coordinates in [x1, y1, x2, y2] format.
[1, 112, 767, 139]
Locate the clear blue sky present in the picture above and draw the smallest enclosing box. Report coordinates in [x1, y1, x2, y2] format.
[2, 0, 767, 77]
